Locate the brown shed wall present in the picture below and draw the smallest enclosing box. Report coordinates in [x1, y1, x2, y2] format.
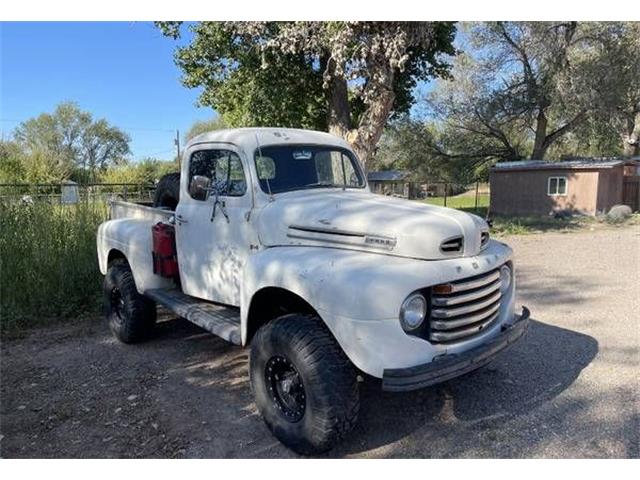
[595, 165, 624, 213]
[490, 168, 602, 216]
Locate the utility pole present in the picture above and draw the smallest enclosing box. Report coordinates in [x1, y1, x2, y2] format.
[175, 129, 181, 169]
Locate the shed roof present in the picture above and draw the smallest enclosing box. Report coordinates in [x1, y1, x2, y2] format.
[492, 159, 625, 172]
[367, 170, 410, 181]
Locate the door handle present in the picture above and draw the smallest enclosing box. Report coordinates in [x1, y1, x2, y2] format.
[176, 214, 188, 224]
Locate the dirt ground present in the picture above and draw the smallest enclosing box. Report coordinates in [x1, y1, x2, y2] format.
[1, 226, 638, 458]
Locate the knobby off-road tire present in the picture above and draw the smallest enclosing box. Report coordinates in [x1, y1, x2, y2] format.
[153, 172, 180, 210]
[103, 260, 156, 343]
[250, 314, 360, 455]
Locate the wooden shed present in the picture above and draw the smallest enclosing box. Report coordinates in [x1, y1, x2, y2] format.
[367, 170, 412, 198]
[490, 159, 640, 216]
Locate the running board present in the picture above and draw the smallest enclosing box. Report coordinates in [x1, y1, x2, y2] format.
[145, 289, 241, 345]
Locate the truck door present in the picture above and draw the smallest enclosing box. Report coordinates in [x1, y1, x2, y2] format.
[174, 144, 254, 306]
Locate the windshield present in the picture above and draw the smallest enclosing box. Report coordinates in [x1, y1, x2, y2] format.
[254, 145, 365, 194]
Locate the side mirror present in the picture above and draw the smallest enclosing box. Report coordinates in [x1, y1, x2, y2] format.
[190, 175, 212, 201]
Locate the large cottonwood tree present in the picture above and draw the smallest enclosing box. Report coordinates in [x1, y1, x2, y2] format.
[157, 21, 456, 168]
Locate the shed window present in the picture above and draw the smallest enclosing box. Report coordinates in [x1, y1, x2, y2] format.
[547, 176, 567, 196]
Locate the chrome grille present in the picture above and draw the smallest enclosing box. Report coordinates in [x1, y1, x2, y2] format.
[429, 268, 502, 343]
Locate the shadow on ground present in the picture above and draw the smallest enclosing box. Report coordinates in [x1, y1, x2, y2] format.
[328, 318, 598, 456]
[145, 313, 598, 457]
[0, 312, 599, 458]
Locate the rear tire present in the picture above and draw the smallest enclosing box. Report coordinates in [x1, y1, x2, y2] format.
[153, 173, 180, 210]
[250, 314, 360, 455]
[103, 260, 156, 343]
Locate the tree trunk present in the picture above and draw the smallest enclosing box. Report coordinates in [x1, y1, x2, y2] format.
[531, 108, 549, 159]
[531, 110, 586, 161]
[324, 55, 396, 171]
[325, 58, 352, 139]
[622, 109, 640, 157]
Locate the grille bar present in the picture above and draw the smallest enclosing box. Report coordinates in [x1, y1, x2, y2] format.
[432, 278, 501, 307]
[431, 302, 501, 331]
[429, 311, 499, 342]
[432, 290, 501, 318]
[447, 270, 500, 293]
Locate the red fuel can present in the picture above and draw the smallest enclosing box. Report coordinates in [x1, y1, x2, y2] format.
[152, 222, 179, 278]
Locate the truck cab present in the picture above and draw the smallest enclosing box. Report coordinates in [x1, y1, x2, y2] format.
[97, 127, 529, 454]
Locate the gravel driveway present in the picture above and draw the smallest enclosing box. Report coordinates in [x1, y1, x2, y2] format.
[1, 227, 638, 458]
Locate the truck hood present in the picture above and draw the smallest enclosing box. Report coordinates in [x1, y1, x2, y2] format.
[255, 190, 489, 260]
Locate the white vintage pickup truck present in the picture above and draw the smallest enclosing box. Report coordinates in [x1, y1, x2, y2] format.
[96, 127, 529, 454]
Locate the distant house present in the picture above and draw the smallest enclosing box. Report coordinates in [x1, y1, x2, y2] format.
[367, 170, 411, 197]
[490, 159, 640, 216]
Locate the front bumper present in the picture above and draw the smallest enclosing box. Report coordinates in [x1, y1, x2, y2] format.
[382, 306, 530, 392]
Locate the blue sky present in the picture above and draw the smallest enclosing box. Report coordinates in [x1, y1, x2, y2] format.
[1, 22, 214, 160]
[1, 22, 450, 161]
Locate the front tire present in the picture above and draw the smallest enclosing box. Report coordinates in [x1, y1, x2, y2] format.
[250, 314, 360, 455]
[103, 260, 156, 343]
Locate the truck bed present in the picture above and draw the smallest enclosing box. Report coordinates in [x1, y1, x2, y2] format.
[109, 199, 174, 223]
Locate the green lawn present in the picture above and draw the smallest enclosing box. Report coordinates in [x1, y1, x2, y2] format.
[418, 194, 639, 236]
[422, 193, 490, 211]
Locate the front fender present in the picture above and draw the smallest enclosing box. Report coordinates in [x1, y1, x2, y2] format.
[240, 242, 514, 377]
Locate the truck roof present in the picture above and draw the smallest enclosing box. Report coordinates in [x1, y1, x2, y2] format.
[186, 127, 352, 152]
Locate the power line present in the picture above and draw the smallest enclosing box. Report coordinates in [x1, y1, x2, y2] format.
[119, 126, 176, 133]
[137, 148, 176, 158]
[0, 118, 177, 133]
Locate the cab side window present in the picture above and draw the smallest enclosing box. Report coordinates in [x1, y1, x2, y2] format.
[188, 149, 247, 200]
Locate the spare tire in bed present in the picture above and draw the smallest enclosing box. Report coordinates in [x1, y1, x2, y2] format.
[153, 173, 180, 210]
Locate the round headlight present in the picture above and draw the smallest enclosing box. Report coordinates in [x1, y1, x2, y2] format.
[499, 264, 512, 293]
[400, 293, 427, 331]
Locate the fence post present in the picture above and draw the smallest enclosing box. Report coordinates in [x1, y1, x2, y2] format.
[443, 183, 448, 207]
[475, 181, 479, 211]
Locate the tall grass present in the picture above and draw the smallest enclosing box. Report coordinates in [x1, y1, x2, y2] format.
[0, 201, 108, 332]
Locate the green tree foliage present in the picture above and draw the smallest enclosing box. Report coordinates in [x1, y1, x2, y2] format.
[98, 158, 178, 185]
[574, 22, 640, 157]
[374, 118, 488, 184]
[0, 139, 73, 184]
[184, 116, 227, 142]
[425, 22, 640, 165]
[157, 21, 457, 168]
[0, 141, 27, 183]
[374, 119, 439, 178]
[12, 102, 130, 182]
